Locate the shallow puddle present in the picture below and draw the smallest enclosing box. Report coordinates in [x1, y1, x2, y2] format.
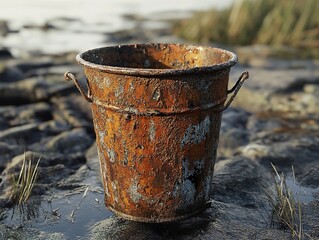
[286, 177, 319, 204]
[3, 181, 114, 239]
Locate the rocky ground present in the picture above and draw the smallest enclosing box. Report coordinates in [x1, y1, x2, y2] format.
[0, 16, 319, 240]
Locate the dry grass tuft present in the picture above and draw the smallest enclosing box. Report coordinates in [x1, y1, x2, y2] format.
[264, 163, 304, 239]
[10, 153, 40, 205]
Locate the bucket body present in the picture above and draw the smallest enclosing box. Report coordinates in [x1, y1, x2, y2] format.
[69, 43, 247, 222]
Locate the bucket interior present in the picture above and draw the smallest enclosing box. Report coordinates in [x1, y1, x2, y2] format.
[79, 44, 236, 70]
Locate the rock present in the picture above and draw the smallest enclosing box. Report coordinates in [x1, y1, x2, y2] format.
[246, 112, 284, 136]
[0, 116, 8, 131]
[236, 45, 318, 69]
[38, 120, 71, 134]
[0, 142, 21, 173]
[10, 57, 54, 73]
[85, 143, 99, 172]
[304, 84, 319, 94]
[0, 20, 9, 36]
[0, 224, 65, 240]
[26, 64, 81, 77]
[0, 65, 24, 83]
[218, 108, 250, 157]
[51, 94, 92, 129]
[90, 215, 210, 240]
[240, 136, 319, 175]
[0, 75, 75, 105]
[0, 123, 39, 143]
[229, 64, 319, 113]
[90, 201, 291, 240]
[12, 102, 52, 125]
[5, 151, 43, 172]
[0, 48, 13, 59]
[45, 128, 93, 154]
[56, 165, 89, 189]
[213, 157, 270, 208]
[0, 102, 52, 127]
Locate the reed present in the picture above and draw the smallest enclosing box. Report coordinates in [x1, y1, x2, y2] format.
[173, 0, 319, 58]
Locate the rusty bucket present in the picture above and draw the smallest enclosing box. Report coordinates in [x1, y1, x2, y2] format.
[65, 43, 248, 223]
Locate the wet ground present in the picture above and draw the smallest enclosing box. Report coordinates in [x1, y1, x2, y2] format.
[2, 173, 110, 239]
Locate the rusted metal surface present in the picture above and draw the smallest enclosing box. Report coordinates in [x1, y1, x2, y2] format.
[66, 43, 248, 222]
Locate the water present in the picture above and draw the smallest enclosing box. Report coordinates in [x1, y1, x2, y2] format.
[3, 175, 113, 239]
[1, 0, 234, 28]
[1, 0, 234, 55]
[286, 177, 319, 204]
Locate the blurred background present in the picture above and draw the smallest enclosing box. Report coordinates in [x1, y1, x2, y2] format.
[0, 0, 233, 56]
[1, 0, 318, 58]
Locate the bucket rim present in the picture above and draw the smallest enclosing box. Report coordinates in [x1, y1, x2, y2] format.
[76, 43, 238, 76]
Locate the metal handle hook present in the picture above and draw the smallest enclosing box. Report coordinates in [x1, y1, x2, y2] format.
[216, 71, 249, 112]
[64, 72, 93, 103]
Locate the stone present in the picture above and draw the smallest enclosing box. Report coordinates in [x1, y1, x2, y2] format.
[213, 157, 271, 208]
[90, 200, 290, 240]
[0, 123, 39, 143]
[38, 120, 71, 134]
[0, 65, 24, 83]
[0, 118, 8, 131]
[0, 20, 9, 36]
[5, 151, 43, 172]
[0, 48, 13, 59]
[85, 143, 100, 172]
[235, 45, 318, 69]
[240, 136, 319, 176]
[45, 128, 93, 154]
[0, 75, 76, 105]
[0, 102, 52, 127]
[0, 142, 21, 173]
[0, 224, 65, 240]
[11, 57, 54, 73]
[229, 64, 319, 113]
[51, 94, 92, 128]
[304, 84, 319, 94]
[27, 65, 81, 77]
[218, 108, 250, 157]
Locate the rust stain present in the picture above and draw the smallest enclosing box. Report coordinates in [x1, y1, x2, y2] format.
[66, 43, 248, 223]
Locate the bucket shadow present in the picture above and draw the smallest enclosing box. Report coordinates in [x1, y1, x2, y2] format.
[91, 209, 216, 240]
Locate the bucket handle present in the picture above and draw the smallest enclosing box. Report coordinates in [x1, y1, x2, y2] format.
[217, 71, 249, 112]
[64, 72, 93, 103]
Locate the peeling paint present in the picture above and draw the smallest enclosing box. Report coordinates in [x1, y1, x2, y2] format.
[114, 84, 124, 97]
[152, 88, 161, 101]
[103, 171, 110, 197]
[123, 140, 128, 165]
[181, 116, 211, 147]
[103, 76, 111, 87]
[111, 181, 119, 203]
[98, 131, 105, 148]
[144, 59, 151, 68]
[107, 148, 116, 163]
[129, 181, 143, 203]
[172, 179, 181, 198]
[204, 175, 212, 199]
[181, 179, 196, 206]
[195, 158, 205, 170]
[149, 120, 156, 141]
